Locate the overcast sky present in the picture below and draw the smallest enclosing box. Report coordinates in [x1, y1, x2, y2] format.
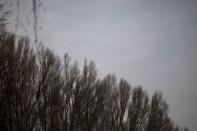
[8, 0, 197, 130]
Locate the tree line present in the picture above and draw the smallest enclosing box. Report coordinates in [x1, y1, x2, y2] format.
[0, 34, 189, 131]
[0, 2, 190, 131]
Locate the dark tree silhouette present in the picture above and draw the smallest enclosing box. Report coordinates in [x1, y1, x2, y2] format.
[146, 91, 169, 131]
[0, 2, 8, 39]
[128, 86, 149, 131]
[0, 4, 190, 131]
[0, 34, 190, 131]
[119, 79, 131, 131]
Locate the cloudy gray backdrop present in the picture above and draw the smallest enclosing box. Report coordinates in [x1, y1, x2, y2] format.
[8, 0, 197, 130]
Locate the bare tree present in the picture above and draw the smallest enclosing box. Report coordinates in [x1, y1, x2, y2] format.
[0, 31, 190, 131]
[118, 79, 131, 131]
[128, 86, 149, 131]
[0, 2, 8, 39]
[146, 91, 169, 131]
